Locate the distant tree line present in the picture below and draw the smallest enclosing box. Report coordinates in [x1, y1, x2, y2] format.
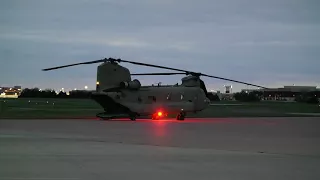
[17, 88, 319, 104]
[262, 90, 320, 98]
[233, 91, 262, 102]
[19, 88, 91, 99]
[294, 92, 319, 104]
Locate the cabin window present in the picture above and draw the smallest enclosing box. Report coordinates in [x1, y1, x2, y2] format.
[148, 96, 156, 102]
[181, 94, 184, 100]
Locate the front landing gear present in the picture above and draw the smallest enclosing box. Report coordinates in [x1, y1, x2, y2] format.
[176, 111, 186, 121]
[129, 115, 136, 121]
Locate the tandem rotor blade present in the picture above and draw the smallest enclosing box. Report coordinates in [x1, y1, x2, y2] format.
[42, 57, 268, 89]
[201, 74, 267, 89]
[131, 72, 186, 76]
[42, 59, 110, 71]
[115, 58, 196, 74]
[114, 58, 268, 89]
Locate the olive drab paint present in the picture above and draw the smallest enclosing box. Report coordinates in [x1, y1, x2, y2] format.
[91, 61, 210, 118]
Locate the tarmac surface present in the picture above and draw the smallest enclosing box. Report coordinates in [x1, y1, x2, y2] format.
[1, 117, 320, 180]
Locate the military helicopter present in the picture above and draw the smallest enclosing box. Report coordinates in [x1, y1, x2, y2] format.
[43, 57, 267, 121]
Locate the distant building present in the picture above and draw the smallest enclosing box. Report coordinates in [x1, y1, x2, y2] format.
[14, 86, 22, 90]
[210, 89, 234, 101]
[242, 85, 318, 93]
[282, 86, 317, 92]
[0, 85, 22, 98]
[224, 85, 232, 94]
[241, 85, 320, 101]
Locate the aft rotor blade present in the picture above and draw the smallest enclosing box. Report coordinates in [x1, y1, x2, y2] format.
[116, 58, 267, 88]
[201, 74, 268, 89]
[131, 72, 186, 76]
[42, 59, 109, 71]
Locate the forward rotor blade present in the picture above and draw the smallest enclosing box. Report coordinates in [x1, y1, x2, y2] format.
[117, 59, 194, 74]
[42, 59, 109, 71]
[201, 74, 267, 89]
[131, 72, 186, 76]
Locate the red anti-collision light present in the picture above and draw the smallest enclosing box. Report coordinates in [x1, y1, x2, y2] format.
[157, 112, 163, 116]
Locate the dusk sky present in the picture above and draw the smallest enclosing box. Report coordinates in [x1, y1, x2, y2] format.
[1, 0, 319, 92]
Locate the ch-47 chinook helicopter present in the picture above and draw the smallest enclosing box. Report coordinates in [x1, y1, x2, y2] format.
[43, 57, 267, 121]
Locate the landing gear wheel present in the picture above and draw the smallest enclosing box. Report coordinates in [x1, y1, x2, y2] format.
[130, 116, 136, 121]
[176, 112, 186, 121]
[129, 113, 137, 121]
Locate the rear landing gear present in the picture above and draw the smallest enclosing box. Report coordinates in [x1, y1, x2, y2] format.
[129, 112, 137, 121]
[176, 111, 186, 121]
[151, 113, 160, 120]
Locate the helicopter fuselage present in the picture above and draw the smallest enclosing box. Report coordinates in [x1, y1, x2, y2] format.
[91, 85, 210, 118]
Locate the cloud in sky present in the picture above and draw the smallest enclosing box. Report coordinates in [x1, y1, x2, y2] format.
[0, 0, 319, 91]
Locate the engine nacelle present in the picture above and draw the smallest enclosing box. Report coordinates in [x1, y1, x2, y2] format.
[181, 76, 200, 87]
[119, 79, 141, 90]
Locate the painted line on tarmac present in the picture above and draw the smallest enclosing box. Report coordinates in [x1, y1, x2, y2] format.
[210, 103, 244, 106]
[0, 178, 79, 180]
[287, 113, 320, 116]
[0, 134, 28, 138]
